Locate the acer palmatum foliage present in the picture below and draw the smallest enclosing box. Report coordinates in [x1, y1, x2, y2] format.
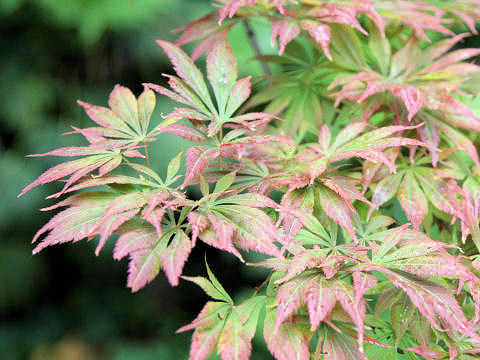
[20, 0, 480, 358]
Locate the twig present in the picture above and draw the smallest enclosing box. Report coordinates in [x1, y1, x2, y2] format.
[243, 20, 272, 84]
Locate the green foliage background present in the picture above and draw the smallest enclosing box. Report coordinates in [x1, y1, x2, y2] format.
[0, 1, 272, 359]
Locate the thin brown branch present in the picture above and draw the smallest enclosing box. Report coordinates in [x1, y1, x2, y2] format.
[243, 20, 272, 84]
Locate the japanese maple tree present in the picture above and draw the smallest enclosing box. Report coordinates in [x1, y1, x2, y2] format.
[20, 0, 480, 359]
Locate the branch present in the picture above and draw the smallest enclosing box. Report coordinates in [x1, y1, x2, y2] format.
[243, 20, 272, 84]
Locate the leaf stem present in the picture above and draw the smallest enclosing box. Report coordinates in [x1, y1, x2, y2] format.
[254, 272, 272, 294]
[143, 141, 150, 168]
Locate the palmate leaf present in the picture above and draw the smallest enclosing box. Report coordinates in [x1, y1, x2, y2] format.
[244, 40, 332, 140]
[182, 0, 472, 68]
[369, 159, 465, 230]
[94, 186, 187, 253]
[218, 0, 385, 60]
[31, 192, 115, 254]
[291, 123, 427, 238]
[179, 264, 264, 360]
[271, 271, 371, 351]
[375, 0, 453, 41]
[384, 270, 480, 342]
[359, 229, 480, 341]
[19, 85, 159, 198]
[189, 180, 283, 259]
[307, 123, 427, 177]
[304, 276, 336, 331]
[265, 268, 389, 358]
[33, 179, 190, 292]
[438, 0, 480, 34]
[114, 224, 192, 291]
[264, 303, 311, 360]
[264, 222, 480, 355]
[317, 325, 368, 360]
[77, 84, 157, 145]
[145, 39, 277, 138]
[330, 35, 480, 124]
[19, 151, 124, 197]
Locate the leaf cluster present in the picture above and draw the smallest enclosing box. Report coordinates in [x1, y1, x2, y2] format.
[20, 0, 480, 359]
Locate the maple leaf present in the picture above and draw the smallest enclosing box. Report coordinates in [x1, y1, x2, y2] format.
[278, 187, 315, 244]
[369, 155, 467, 230]
[217, 0, 295, 23]
[427, 0, 480, 35]
[74, 85, 157, 145]
[239, 39, 333, 140]
[181, 0, 470, 67]
[317, 326, 368, 360]
[218, 1, 385, 60]
[190, 177, 282, 259]
[270, 266, 373, 351]
[330, 35, 480, 124]
[145, 40, 277, 139]
[113, 216, 192, 291]
[282, 123, 428, 237]
[359, 256, 480, 342]
[304, 276, 336, 331]
[173, 11, 235, 61]
[19, 149, 125, 197]
[460, 177, 480, 249]
[274, 274, 313, 332]
[374, 0, 453, 41]
[306, 123, 427, 176]
[31, 192, 116, 255]
[179, 264, 264, 360]
[264, 303, 310, 360]
[19, 85, 160, 197]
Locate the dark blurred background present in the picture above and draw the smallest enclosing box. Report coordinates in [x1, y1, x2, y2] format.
[0, 1, 272, 359]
